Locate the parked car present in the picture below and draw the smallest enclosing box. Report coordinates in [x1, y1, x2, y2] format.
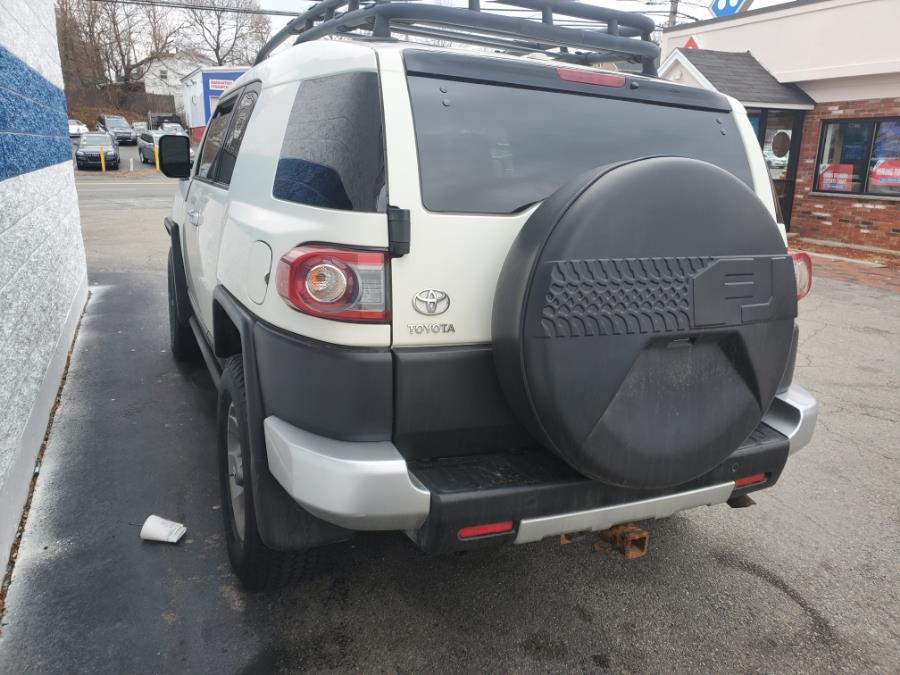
[96, 114, 137, 145]
[158, 0, 818, 591]
[159, 122, 188, 136]
[75, 132, 119, 170]
[138, 130, 194, 166]
[67, 119, 88, 138]
[133, 121, 149, 132]
[151, 114, 184, 131]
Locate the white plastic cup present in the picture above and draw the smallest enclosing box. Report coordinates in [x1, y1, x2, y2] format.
[140, 515, 187, 543]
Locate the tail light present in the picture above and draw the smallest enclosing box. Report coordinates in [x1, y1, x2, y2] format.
[276, 246, 389, 323]
[458, 521, 514, 540]
[557, 67, 626, 88]
[788, 250, 812, 300]
[734, 472, 766, 488]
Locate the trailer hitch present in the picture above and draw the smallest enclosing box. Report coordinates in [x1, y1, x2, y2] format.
[592, 523, 650, 560]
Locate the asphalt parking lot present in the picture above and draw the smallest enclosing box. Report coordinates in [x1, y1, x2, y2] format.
[0, 172, 897, 674]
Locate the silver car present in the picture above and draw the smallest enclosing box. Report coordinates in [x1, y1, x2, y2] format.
[138, 131, 194, 166]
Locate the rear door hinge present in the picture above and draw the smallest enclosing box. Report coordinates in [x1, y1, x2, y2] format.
[387, 206, 410, 258]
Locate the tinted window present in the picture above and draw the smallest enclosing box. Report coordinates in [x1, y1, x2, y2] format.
[218, 88, 259, 186]
[274, 72, 385, 211]
[81, 134, 110, 146]
[197, 98, 236, 180]
[407, 77, 754, 214]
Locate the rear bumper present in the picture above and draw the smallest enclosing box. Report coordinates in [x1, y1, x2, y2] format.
[264, 384, 818, 548]
[76, 157, 117, 167]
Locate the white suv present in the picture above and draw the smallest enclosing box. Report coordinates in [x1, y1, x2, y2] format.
[158, 0, 818, 590]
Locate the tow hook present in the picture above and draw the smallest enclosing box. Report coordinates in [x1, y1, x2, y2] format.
[727, 494, 756, 508]
[593, 523, 650, 560]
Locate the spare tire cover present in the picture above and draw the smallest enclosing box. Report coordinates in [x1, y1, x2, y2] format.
[492, 157, 796, 488]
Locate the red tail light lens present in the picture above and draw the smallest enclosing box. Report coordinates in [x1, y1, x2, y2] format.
[734, 472, 766, 488]
[458, 521, 514, 540]
[276, 246, 389, 323]
[788, 250, 812, 300]
[556, 68, 626, 88]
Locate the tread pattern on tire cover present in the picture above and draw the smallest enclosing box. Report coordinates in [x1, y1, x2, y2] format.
[540, 256, 714, 338]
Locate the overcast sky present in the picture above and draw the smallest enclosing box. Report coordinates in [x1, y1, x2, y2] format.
[256, 0, 797, 35]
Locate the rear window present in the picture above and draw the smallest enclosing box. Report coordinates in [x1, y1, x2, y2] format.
[407, 76, 753, 214]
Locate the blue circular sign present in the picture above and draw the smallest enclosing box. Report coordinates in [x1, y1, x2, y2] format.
[709, 0, 748, 18]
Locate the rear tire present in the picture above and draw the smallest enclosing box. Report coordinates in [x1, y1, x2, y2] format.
[167, 250, 200, 362]
[219, 355, 313, 591]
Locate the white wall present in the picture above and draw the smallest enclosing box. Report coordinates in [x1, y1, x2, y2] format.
[0, 0, 88, 569]
[662, 0, 900, 101]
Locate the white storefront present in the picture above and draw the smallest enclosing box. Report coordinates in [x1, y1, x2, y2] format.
[0, 1, 88, 567]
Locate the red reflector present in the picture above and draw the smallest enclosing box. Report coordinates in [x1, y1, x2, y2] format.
[788, 249, 812, 300]
[735, 472, 766, 488]
[557, 68, 626, 88]
[457, 521, 514, 539]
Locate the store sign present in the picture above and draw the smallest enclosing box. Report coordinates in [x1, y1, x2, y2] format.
[870, 159, 900, 187]
[817, 164, 854, 192]
[208, 79, 233, 91]
[709, 0, 751, 18]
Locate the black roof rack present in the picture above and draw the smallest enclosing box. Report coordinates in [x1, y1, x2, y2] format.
[255, 0, 659, 76]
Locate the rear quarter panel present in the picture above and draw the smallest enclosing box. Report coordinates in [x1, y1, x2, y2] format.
[216, 44, 391, 348]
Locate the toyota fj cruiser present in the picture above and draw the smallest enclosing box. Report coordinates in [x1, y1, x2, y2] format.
[158, 0, 818, 590]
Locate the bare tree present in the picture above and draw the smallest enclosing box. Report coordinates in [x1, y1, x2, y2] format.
[144, 4, 185, 59]
[183, 0, 271, 66]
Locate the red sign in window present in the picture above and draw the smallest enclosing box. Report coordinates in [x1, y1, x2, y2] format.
[869, 159, 900, 187]
[818, 163, 853, 192]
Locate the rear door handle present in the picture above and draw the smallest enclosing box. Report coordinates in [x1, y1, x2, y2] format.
[187, 209, 200, 226]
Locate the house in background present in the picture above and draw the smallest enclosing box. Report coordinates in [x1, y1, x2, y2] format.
[661, 0, 900, 251]
[142, 50, 215, 116]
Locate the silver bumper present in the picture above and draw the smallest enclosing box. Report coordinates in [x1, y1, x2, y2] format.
[264, 417, 430, 530]
[264, 384, 817, 534]
[762, 384, 819, 455]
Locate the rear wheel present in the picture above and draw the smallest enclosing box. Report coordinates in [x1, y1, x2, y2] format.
[219, 355, 313, 591]
[167, 250, 200, 362]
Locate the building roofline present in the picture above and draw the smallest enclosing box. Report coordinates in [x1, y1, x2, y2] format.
[662, 0, 833, 33]
[180, 64, 251, 81]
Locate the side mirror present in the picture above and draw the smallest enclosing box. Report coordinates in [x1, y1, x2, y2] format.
[158, 134, 192, 179]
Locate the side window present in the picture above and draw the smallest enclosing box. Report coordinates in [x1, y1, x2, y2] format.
[196, 97, 236, 180]
[274, 72, 385, 212]
[218, 87, 260, 186]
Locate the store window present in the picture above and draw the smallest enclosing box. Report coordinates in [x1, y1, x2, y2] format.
[815, 118, 900, 196]
[762, 112, 794, 181]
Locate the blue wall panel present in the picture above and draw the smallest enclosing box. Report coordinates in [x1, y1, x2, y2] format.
[0, 45, 71, 181]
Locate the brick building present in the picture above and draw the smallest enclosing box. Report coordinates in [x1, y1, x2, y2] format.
[660, 0, 900, 250]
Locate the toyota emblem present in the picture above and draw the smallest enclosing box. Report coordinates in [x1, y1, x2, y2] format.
[413, 289, 450, 316]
